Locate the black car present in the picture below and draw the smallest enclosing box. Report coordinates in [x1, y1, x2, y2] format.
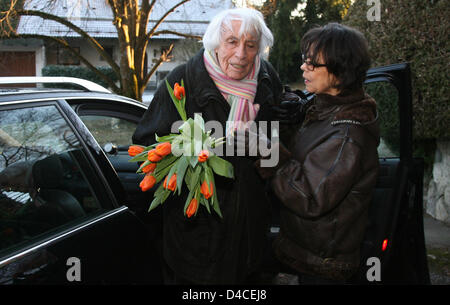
[0, 63, 429, 284]
[0, 77, 160, 284]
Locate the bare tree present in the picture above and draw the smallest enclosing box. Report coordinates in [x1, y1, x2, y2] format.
[0, 0, 202, 101]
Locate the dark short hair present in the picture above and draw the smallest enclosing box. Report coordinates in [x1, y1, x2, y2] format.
[301, 23, 371, 93]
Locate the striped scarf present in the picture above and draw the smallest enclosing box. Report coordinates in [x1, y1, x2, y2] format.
[203, 49, 260, 136]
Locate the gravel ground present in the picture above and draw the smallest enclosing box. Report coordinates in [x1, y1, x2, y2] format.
[265, 214, 450, 285]
[427, 247, 450, 285]
[424, 214, 450, 285]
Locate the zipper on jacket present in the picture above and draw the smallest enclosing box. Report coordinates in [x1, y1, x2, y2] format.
[288, 179, 311, 199]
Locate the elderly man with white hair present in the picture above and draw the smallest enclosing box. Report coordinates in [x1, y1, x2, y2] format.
[133, 8, 287, 284]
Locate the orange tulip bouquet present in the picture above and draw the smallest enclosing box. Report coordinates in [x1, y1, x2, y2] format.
[128, 79, 234, 218]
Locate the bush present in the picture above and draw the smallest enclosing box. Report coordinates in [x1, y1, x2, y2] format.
[364, 81, 400, 155]
[266, 0, 349, 83]
[42, 65, 119, 90]
[344, 0, 450, 141]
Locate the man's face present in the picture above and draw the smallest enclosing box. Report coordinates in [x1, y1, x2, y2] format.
[215, 20, 259, 80]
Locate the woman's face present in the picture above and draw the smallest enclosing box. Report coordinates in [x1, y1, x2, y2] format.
[215, 20, 259, 80]
[301, 53, 339, 96]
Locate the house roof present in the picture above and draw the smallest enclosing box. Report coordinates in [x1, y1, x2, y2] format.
[17, 0, 235, 39]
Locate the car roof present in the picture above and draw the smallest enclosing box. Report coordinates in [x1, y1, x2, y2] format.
[0, 88, 147, 108]
[0, 78, 147, 109]
[0, 76, 147, 108]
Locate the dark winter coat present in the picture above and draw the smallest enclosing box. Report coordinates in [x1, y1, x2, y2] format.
[132, 49, 283, 284]
[256, 89, 380, 281]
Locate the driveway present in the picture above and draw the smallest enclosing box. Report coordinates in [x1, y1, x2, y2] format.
[424, 214, 450, 285]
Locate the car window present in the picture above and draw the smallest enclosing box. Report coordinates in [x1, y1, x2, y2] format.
[363, 81, 400, 158]
[0, 105, 105, 255]
[78, 115, 137, 149]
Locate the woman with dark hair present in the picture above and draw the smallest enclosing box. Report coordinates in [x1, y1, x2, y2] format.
[301, 22, 372, 95]
[250, 22, 380, 284]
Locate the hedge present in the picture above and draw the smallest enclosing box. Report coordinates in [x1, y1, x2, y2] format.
[344, 0, 450, 141]
[42, 65, 119, 90]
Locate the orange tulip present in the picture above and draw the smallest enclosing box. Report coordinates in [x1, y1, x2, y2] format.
[128, 145, 144, 157]
[163, 173, 177, 191]
[200, 180, 213, 199]
[198, 150, 209, 163]
[147, 149, 163, 162]
[174, 82, 185, 100]
[155, 142, 171, 157]
[142, 162, 157, 174]
[186, 198, 198, 218]
[140, 174, 156, 192]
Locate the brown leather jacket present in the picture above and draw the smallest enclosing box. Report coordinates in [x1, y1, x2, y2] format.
[257, 89, 380, 281]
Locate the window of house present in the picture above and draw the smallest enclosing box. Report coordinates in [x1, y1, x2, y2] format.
[57, 47, 80, 65]
[156, 71, 169, 84]
[100, 47, 114, 61]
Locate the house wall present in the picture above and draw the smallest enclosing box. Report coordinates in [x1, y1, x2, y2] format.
[0, 39, 46, 77]
[12, 0, 233, 87]
[0, 36, 201, 91]
[42, 37, 201, 90]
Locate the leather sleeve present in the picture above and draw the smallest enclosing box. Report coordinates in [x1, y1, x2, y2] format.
[271, 135, 363, 219]
[254, 141, 292, 179]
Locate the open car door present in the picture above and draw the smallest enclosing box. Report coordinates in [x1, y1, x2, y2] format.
[352, 63, 430, 284]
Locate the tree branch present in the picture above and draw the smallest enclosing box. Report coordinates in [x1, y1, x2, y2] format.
[143, 43, 173, 86]
[14, 9, 121, 77]
[145, 0, 190, 41]
[152, 30, 202, 40]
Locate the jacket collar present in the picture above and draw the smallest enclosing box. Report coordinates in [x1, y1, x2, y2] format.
[316, 88, 366, 107]
[306, 88, 377, 124]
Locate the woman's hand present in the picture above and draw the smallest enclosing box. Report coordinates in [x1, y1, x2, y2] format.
[271, 86, 309, 125]
[232, 129, 271, 158]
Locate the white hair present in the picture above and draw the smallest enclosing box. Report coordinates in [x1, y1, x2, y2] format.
[202, 8, 274, 59]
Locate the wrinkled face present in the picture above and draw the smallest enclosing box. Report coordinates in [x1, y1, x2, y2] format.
[215, 20, 259, 80]
[301, 52, 339, 96]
